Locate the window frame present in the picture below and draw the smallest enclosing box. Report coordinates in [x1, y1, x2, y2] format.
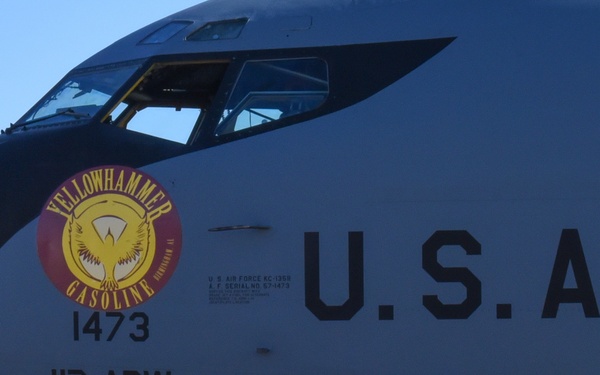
[102, 59, 230, 145]
[209, 57, 329, 142]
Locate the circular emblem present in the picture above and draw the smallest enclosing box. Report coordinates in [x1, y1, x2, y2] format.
[38, 166, 182, 311]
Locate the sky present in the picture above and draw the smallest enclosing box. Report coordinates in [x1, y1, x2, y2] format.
[0, 1, 204, 127]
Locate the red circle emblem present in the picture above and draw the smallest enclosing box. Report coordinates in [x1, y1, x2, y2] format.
[37, 165, 182, 311]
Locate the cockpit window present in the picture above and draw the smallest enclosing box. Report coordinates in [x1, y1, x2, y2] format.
[105, 61, 228, 144]
[215, 58, 328, 136]
[187, 18, 248, 41]
[17, 64, 140, 128]
[139, 21, 192, 45]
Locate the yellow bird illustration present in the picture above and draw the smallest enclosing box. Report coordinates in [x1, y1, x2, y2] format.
[69, 214, 150, 291]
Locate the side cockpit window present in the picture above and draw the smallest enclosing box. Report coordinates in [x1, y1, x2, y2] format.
[215, 58, 328, 136]
[103, 58, 327, 144]
[105, 62, 228, 144]
[16, 64, 140, 129]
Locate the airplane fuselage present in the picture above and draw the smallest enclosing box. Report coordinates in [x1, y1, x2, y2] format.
[1, 0, 599, 373]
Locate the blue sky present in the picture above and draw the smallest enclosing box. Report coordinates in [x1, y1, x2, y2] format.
[0, 1, 203, 127]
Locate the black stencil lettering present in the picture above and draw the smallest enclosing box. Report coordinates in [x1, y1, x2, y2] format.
[73, 311, 150, 342]
[82, 312, 102, 341]
[496, 304, 512, 319]
[378, 305, 394, 321]
[542, 229, 599, 318]
[422, 230, 482, 319]
[106, 312, 125, 341]
[304, 232, 364, 320]
[73, 311, 80, 341]
[129, 312, 150, 341]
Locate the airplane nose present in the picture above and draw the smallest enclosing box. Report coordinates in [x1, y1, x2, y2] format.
[0, 134, 60, 247]
[0, 126, 98, 247]
[0, 124, 188, 247]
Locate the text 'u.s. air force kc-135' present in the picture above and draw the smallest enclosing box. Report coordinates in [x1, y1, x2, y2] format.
[1, 0, 599, 373]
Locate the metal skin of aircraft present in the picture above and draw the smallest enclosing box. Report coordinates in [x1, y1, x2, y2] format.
[0, 0, 599, 373]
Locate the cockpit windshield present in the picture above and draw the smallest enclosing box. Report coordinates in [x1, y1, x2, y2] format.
[16, 63, 140, 128]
